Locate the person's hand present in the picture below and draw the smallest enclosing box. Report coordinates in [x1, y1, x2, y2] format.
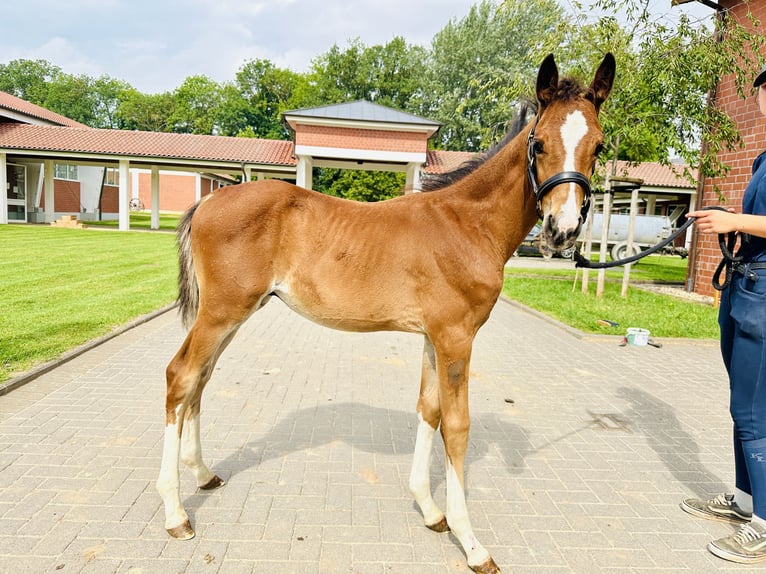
[687, 208, 739, 234]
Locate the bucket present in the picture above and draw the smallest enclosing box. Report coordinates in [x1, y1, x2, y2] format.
[626, 327, 650, 346]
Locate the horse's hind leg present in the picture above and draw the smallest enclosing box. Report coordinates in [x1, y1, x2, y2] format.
[156, 318, 240, 539]
[409, 336, 448, 532]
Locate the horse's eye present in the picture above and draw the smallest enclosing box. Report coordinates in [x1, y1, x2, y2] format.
[533, 140, 544, 155]
[594, 143, 604, 157]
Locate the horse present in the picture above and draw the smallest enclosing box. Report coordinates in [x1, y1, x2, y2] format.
[156, 53, 615, 574]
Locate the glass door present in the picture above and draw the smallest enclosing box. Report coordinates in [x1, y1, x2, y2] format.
[7, 163, 26, 222]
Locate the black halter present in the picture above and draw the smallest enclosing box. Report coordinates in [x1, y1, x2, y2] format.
[526, 117, 593, 221]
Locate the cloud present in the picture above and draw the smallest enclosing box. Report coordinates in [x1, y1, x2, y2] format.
[1, 0, 478, 92]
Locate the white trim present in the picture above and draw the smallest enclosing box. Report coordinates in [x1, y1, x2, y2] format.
[295, 145, 425, 165]
[285, 115, 438, 136]
[311, 158, 411, 172]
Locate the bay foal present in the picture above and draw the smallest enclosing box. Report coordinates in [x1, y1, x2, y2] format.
[157, 53, 615, 573]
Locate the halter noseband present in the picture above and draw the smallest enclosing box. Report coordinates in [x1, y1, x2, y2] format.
[526, 117, 593, 221]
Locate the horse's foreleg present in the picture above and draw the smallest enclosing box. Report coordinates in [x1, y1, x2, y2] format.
[409, 337, 448, 532]
[437, 342, 499, 574]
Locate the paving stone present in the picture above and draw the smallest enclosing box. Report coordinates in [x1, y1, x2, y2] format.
[0, 296, 742, 572]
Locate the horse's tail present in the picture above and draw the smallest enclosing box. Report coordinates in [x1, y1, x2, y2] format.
[176, 203, 200, 330]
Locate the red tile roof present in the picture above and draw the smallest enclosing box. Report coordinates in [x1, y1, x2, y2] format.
[424, 150, 476, 174]
[602, 160, 696, 189]
[0, 123, 297, 166]
[0, 92, 89, 128]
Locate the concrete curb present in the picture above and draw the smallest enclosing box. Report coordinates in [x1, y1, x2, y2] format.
[0, 303, 178, 397]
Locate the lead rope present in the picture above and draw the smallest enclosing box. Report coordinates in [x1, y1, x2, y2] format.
[573, 206, 738, 291]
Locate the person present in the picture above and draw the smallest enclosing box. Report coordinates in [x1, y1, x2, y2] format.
[681, 61, 766, 564]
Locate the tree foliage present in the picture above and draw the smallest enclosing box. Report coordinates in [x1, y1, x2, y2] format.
[1, 0, 764, 197]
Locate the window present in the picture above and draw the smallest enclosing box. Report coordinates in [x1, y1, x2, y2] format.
[104, 168, 119, 186]
[54, 164, 78, 181]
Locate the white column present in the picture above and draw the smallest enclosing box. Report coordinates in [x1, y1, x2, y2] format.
[118, 159, 130, 231]
[195, 173, 202, 203]
[406, 162, 422, 193]
[44, 160, 55, 223]
[0, 153, 7, 224]
[296, 155, 313, 190]
[242, 165, 252, 182]
[151, 166, 160, 230]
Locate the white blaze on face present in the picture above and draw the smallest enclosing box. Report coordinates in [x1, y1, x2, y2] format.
[558, 110, 589, 229]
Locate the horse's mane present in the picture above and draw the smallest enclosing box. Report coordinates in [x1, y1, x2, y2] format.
[421, 77, 587, 192]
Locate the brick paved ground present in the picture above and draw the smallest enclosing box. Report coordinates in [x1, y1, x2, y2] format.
[0, 296, 763, 573]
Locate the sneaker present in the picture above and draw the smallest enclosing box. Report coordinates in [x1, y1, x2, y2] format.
[680, 493, 751, 524]
[709, 522, 766, 563]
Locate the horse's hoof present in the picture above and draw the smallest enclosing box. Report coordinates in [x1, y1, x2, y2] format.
[426, 516, 450, 533]
[166, 520, 195, 540]
[199, 474, 225, 490]
[469, 557, 500, 574]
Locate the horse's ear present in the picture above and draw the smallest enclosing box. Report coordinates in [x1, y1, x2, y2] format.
[587, 53, 616, 114]
[536, 54, 558, 112]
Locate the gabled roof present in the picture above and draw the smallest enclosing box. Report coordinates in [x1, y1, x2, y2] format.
[0, 91, 89, 128]
[284, 100, 440, 128]
[0, 123, 296, 167]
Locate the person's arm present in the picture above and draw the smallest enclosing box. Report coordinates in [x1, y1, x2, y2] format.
[687, 209, 766, 239]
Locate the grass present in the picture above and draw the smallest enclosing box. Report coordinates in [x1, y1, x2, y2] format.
[85, 211, 181, 231]
[0, 225, 179, 383]
[503, 255, 719, 339]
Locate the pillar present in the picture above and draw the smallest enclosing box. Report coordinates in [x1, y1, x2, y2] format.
[43, 160, 54, 223]
[296, 155, 313, 190]
[151, 166, 160, 230]
[118, 159, 130, 231]
[406, 162, 422, 193]
[0, 153, 7, 224]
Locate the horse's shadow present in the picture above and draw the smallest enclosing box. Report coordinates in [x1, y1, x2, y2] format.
[208, 400, 533, 491]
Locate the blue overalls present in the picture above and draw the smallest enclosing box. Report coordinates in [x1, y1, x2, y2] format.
[719, 151, 766, 517]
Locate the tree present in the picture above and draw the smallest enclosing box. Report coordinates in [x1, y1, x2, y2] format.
[0, 59, 61, 104]
[115, 90, 176, 132]
[415, 0, 568, 151]
[229, 59, 310, 139]
[169, 75, 223, 134]
[309, 37, 427, 109]
[316, 168, 405, 202]
[566, 1, 766, 183]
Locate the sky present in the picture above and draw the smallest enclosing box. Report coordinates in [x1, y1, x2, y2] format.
[2, 0, 716, 95]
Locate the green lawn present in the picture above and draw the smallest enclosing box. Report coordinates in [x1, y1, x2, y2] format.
[0, 225, 178, 383]
[503, 255, 719, 339]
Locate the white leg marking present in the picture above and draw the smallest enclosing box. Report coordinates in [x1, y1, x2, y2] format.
[409, 414, 445, 526]
[180, 411, 216, 487]
[156, 420, 189, 530]
[558, 110, 589, 230]
[446, 458, 490, 567]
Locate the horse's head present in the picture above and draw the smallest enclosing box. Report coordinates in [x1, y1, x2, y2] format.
[527, 53, 615, 254]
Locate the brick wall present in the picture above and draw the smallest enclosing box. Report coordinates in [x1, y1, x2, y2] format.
[690, 0, 766, 297]
[40, 180, 81, 213]
[101, 185, 118, 214]
[295, 125, 428, 153]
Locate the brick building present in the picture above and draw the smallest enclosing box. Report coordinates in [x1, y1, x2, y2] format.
[687, 0, 766, 297]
